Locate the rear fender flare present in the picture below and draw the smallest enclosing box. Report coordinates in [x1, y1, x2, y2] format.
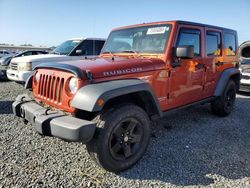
[214, 68, 240, 96]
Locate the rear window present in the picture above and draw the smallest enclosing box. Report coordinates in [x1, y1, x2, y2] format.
[224, 33, 236, 56]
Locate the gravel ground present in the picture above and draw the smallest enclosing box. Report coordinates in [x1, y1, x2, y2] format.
[0, 81, 249, 188]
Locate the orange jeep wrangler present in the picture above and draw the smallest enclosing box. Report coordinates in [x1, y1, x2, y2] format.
[13, 21, 240, 172]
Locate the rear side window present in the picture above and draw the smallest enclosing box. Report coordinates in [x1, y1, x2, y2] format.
[206, 31, 221, 56]
[224, 33, 236, 56]
[177, 29, 201, 56]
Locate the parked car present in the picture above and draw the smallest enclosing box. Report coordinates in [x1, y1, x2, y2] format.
[13, 21, 240, 172]
[239, 60, 250, 92]
[0, 50, 13, 58]
[7, 38, 105, 83]
[0, 50, 48, 80]
[239, 41, 250, 92]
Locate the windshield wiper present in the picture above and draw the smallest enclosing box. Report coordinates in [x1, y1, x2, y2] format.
[119, 50, 141, 57]
[102, 51, 114, 56]
[120, 50, 138, 54]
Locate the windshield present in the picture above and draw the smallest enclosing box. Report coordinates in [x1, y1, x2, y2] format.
[53, 40, 81, 55]
[102, 24, 172, 54]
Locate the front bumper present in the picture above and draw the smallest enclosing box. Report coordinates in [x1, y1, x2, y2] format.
[239, 84, 250, 92]
[0, 65, 7, 80]
[7, 69, 33, 82]
[239, 73, 250, 92]
[12, 94, 96, 143]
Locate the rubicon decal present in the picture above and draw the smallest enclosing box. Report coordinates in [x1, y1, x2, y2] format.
[103, 67, 143, 76]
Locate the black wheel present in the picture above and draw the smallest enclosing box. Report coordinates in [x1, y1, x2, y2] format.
[211, 80, 236, 116]
[86, 104, 151, 172]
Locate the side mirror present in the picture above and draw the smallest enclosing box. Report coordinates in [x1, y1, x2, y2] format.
[75, 49, 86, 55]
[75, 49, 82, 55]
[176, 45, 194, 59]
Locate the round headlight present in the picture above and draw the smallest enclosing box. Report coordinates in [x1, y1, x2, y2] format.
[35, 72, 40, 82]
[69, 77, 78, 94]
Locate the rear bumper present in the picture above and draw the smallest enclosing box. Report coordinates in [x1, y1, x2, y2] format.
[12, 94, 96, 143]
[7, 69, 33, 82]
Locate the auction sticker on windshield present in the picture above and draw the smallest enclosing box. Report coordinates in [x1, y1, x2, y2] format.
[147, 26, 169, 35]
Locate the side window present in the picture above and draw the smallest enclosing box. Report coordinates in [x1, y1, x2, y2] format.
[224, 33, 236, 56]
[177, 29, 201, 56]
[37, 51, 47, 55]
[22, 51, 32, 56]
[94, 40, 105, 55]
[76, 40, 94, 56]
[206, 31, 221, 56]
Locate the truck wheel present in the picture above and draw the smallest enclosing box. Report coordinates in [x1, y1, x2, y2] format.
[211, 80, 236, 116]
[86, 104, 151, 172]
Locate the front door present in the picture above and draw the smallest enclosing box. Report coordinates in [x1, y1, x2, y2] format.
[168, 25, 206, 109]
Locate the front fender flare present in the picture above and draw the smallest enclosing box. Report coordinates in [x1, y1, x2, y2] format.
[71, 79, 161, 114]
[24, 75, 33, 89]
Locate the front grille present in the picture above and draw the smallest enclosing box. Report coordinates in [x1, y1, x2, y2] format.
[10, 62, 18, 70]
[242, 68, 250, 73]
[240, 84, 250, 91]
[38, 74, 65, 104]
[34, 69, 85, 113]
[242, 75, 250, 80]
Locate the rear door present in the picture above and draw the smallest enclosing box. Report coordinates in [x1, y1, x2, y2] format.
[168, 25, 206, 109]
[202, 28, 223, 98]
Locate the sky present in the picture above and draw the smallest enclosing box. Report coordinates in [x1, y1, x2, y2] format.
[0, 0, 250, 47]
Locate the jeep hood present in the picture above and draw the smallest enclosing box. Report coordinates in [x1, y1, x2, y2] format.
[60, 57, 166, 78]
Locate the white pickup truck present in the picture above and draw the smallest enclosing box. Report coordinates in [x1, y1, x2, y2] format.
[239, 41, 250, 92]
[7, 38, 105, 83]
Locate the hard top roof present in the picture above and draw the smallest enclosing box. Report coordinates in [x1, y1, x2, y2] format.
[113, 20, 237, 33]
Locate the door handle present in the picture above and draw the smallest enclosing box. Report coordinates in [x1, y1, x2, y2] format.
[215, 61, 224, 66]
[195, 63, 206, 69]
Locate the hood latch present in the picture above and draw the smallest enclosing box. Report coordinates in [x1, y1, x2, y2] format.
[86, 70, 93, 81]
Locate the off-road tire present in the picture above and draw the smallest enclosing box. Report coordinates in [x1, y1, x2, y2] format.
[86, 104, 151, 172]
[211, 80, 236, 116]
